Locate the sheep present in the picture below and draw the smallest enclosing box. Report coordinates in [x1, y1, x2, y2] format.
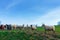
[12, 25, 16, 30]
[0, 25, 5, 30]
[42, 24, 55, 33]
[30, 25, 37, 30]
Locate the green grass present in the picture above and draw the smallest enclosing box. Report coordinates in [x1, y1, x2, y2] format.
[37, 27, 44, 31]
[55, 25, 60, 33]
[0, 30, 44, 40]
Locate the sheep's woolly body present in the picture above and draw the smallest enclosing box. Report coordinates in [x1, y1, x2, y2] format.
[44, 25, 55, 31]
[31, 25, 37, 30]
[32, 26, 37, 29]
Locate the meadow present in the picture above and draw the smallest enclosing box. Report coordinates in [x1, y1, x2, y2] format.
[0, 25, 60, 40]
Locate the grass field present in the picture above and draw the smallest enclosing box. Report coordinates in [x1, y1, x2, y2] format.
[0, 25, 60, 40]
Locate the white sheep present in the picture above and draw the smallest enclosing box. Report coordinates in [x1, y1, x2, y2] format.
[42, 24, 55, 33]
[30, 25, 37, 30]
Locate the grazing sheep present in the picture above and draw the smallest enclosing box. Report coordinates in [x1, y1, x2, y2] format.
[4, 25, 7, 30]
[16, 26, 21, 30]
[30, 25, 37, 30]
[0, 25, 5, 30]
[12, 25, 16, 30]
[42, 24, 55, 33]
[7, 25, 12, 30]
[16, 25, 24, 30]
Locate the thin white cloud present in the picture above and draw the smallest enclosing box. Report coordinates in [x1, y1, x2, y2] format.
[29, 7, 60, 25]
[6, 0, 22, 10]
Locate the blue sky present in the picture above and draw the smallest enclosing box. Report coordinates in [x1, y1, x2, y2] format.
[0, 0, 60, 25]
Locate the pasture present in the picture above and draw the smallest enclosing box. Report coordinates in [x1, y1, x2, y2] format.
[0, 25, 60, 40]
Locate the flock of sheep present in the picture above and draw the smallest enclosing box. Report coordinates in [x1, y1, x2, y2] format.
[0, 24, 37, 30]
[0, 24, 55, 33]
